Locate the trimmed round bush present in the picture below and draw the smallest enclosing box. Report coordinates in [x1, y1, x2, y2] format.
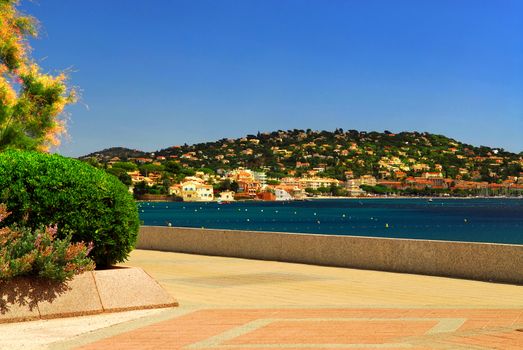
[0, 150, 140, 267]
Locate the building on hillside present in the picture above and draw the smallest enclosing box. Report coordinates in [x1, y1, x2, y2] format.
[108, 157, 120, 165]
[252, 171, 267, 186]
[377, 180, 404, 191]
[280, 177, 301, 187]
[147, 172, 162, 184]
[299, 177, 339, 190]
[360, 175, 377, 186]
[180, 181, 214, 202]
[228, 168, 255, 182]
[422, 172, 443, 179]
[183, 176, 205, 183]
[128, 171, 156, 187]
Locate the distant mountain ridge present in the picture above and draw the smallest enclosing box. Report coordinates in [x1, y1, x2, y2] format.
[81, 147, 147, 160]
[80, 129, 522, 182]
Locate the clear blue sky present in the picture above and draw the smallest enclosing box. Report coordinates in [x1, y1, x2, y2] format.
[22, 0, 523, 156]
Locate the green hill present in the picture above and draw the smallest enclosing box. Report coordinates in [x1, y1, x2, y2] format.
[81, 129, 522, 182]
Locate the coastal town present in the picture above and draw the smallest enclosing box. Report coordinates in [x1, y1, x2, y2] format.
[81, 130, 523, 201]
[126, 166, 523, 202]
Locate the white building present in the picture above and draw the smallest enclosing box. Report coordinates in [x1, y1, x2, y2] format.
[218, 191, 235, 202]
[275, 189, 293, 201]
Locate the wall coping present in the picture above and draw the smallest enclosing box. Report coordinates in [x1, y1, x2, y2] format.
[137, 226, 523, 285]
[0, 266, 178, 324]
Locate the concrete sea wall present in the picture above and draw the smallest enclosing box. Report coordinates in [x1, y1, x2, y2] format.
[137, 226, 523, 284]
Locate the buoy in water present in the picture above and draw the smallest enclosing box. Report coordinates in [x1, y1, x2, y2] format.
[385, 223, 389, 228]
[168, 222, 172, 227]
[464, 219, 468, 223]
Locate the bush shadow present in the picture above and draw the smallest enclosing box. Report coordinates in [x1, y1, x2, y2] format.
[0, 277, 70, 315]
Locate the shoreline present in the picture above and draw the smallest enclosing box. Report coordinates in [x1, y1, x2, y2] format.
[137, 195, 523, 203]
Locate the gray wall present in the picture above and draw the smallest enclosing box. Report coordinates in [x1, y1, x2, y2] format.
[137, 226, 523, 284]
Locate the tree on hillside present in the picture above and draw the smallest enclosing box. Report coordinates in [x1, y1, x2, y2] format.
[0, 0, 76, 152]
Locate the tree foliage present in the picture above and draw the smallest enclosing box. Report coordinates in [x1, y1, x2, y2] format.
[0, 150, 139, 267]
[0, 0, 76, 152]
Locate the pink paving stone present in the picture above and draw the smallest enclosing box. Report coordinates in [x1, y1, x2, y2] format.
[75, 308, 523, 350]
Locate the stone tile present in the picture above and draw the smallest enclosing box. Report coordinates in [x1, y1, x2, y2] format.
[225, 320, 437, 345]
[76, 308, 523, 350]
[37, 272, 103, 319]
[0, 278, 41, 323]
[94, 267, 178, 312]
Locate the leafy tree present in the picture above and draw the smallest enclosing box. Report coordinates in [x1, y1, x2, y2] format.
[164, 160, 182, 173]
[214, 179, 239, 192]
[139, 163, 164, 176]
[112, 161, 138, 171]
[0, 0, 76, 151]
[106, 167, 132, 186]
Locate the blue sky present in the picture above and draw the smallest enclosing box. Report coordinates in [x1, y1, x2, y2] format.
[22, 0, 523, 156]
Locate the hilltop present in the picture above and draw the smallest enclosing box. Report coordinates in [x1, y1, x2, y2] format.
[80, 129, 522, 183]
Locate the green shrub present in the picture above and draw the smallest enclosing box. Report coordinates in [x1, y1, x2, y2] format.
[0, 204, 95, 282]
[0, 150, 140, 267]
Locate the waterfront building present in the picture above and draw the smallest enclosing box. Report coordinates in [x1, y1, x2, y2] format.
[345, 175, 377, 196]
[275, 188, 293, 201]
[169, 184, 182, 197]
[180, 181, 214, 202]
[237, 180, 262, 198]
[257, 191, 276, 201]
[218, 191, 235, 202]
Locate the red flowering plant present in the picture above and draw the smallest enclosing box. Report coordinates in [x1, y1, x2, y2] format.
[0, 204, 95, 282]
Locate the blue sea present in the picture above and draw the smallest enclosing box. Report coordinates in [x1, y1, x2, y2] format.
[138, 198, 523, 244]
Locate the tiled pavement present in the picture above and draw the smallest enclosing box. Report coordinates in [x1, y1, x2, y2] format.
[76, 308, 523, 349]
[65, 249, 523, 350]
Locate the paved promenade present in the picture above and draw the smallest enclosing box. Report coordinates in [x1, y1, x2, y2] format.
[3, 249, 523, 349]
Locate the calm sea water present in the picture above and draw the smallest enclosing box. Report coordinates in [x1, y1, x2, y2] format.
[138, 198, 523, 244]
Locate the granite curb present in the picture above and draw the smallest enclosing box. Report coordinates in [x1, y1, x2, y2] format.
[0, 266, 178, 324]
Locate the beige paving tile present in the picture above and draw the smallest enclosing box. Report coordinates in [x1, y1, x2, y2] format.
[0, 278, 41, 323]
[94, 267, 177, 311]
[37, 272, 103, 319]
[122, 249, 523, 308]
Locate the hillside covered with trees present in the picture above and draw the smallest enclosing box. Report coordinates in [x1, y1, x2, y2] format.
[81, 129, 522, 184]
